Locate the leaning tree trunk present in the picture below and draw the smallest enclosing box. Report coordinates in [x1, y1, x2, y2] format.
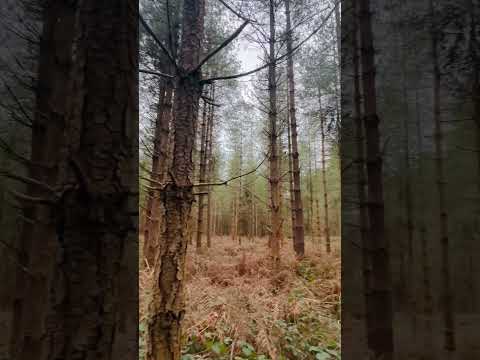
[358, 0, 394, 357]
[268, 0, 281, 265]
[285, 0, 305, 257]
[147, 0, 206, 358]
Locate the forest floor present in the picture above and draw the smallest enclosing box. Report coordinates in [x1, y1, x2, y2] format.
[140, 236, 341, 360]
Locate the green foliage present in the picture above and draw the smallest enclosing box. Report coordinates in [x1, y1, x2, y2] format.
[296, 260, 319, 282]
[272, 310, 340, 360]
[181, 334, 270, 360]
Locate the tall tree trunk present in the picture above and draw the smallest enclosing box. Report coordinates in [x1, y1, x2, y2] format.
[318, 89, 331, 253]
[333, 0, 341, 131]
[352, 0, 370, 347]
[27, 1, 139, 358]
[250, 197, 255, 241]
[148, 0, 206, 358]
[286, 94, 296, 244]
[10, 1, 76, 357]
[468, 0, 479, 315]
[231, 194, 238, 243]
[285, 0, 305, 257]
[358, 0, 394, 357]
[429, 0, 455, 352]
[144, 80, 173, 267]
[307, 120, 314, 241]
[268, 0, 280, 265]
[414, 89, 432, 350]
[315, 198, 322, 248]
[212, 200, 217, 238]
[195, 96, 209, 250]
[206, 88, 215, 248]
[399, 27, 416, 349]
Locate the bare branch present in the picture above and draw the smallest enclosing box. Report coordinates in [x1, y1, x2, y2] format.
[217, 0, 257, 23]
[139, 68, 174, 79]
[139, 14, 178, 70]
[202, 2, 338, 83]
[0, 170, 56, 194]
[140, 175, 163, 187]
[166, 0, 174, 55]
[9, 189, 55, 205]
[0, 77, 33, 127]
[194, 152, 269, 187]
[201, 95, 221, 107]
[195, 20, 249, 72]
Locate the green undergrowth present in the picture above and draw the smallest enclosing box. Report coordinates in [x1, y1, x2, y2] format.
[139, 302, 340, 360]
[140, 258, 340, 359]
[177, 306, 340, 360]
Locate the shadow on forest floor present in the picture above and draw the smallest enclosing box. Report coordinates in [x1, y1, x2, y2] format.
[140, 236, 341, 360]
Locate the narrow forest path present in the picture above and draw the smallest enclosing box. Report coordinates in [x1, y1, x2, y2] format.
[140, 236, 340, 360]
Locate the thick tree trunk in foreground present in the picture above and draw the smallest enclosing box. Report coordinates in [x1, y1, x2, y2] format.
[285, 0, 305, 257]
[268, 0, 280, 265]
[358, 0, 394, 357]
[11, 2, 76, 357]
[352, 0, 370, 344]
[39, 1, 139, 358]
[147, 0, 206, 358]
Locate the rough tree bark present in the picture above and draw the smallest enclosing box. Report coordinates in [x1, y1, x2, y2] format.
[285, 0, 305, 257]
[147, 0, 206, 358]
[10, 1, 76, 357]
[358, 0, 394, 357]
[352, 0, 370, 346]
[144, 80, 173, 267]
[36, 1, 139, 358]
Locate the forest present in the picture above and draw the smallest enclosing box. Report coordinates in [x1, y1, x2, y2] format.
[138, 0, 341, 359]
[0, 0, 479, 360]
